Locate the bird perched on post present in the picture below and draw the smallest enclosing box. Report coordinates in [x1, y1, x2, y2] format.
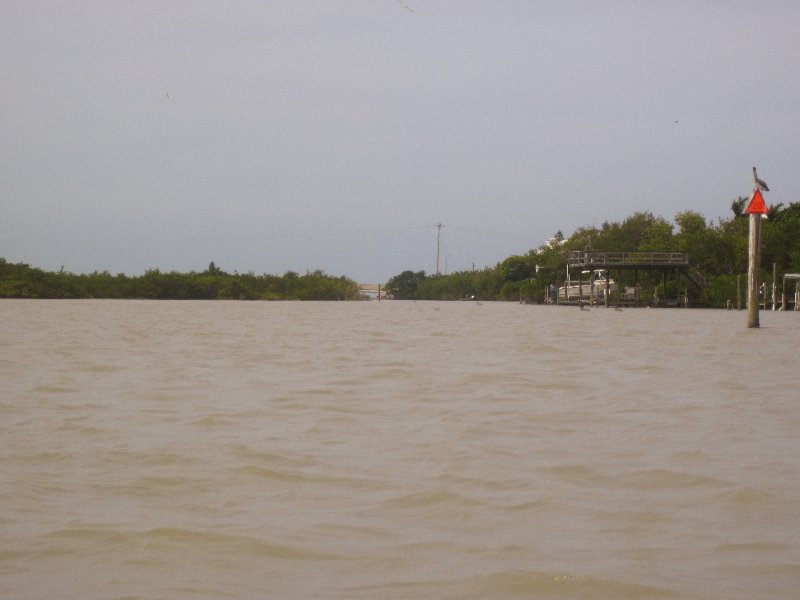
[753, 167, 769, 192]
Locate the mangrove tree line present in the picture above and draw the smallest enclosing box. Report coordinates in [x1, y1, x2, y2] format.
[0, 261, 361, 300]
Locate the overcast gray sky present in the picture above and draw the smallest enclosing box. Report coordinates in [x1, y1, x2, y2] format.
[2, 1, 798, 283]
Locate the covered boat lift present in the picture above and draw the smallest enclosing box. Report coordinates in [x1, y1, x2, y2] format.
[781, 273, 800, 311]
[561, 251, 705, 307]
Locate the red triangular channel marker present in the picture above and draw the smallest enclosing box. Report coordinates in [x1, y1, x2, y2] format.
[745, 189, 768, 214]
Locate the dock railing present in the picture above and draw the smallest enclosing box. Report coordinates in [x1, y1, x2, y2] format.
[567, 251, 689, 268]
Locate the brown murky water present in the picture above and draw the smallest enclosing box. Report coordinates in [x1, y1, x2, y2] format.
[2, 299, 799, 599]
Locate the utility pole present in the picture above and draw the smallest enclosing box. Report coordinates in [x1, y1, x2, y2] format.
[435, 223, 444, 276]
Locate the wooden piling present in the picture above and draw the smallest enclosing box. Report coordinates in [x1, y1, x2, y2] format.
[747, 213, 761, 328]
[772, 263, 777, 311]
[782, 276, 787, 311]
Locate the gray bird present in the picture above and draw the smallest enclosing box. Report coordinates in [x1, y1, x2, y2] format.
[753, 167, 769, 192]
[397, 0, 414, 12]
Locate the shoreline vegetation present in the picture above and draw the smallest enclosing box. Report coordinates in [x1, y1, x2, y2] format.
[385, 204, 799, 308]
[0, 260, 360, 301]
[3, 203, 799, 306]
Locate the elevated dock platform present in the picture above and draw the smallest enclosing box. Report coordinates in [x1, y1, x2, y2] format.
[567, 251, 689, 269]
[566, 251, 705, 290]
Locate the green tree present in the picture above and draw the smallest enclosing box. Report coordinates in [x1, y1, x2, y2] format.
[675, 210, 707, 237]
[499, 255, 534, 282]
[730, 196, 748, 218]
[386, 270, 426, 299]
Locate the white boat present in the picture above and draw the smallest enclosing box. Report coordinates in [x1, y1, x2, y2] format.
[558, 269, 617, 302]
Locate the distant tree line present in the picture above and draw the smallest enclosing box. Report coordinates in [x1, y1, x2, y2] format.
[386, 201, 800, 308]
[0, 260, 361, 301]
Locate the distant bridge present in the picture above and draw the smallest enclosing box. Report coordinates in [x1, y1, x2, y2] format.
[358, 283, 389, 299]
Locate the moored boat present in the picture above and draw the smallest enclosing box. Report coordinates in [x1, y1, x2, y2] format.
[558, 269, 617, 302]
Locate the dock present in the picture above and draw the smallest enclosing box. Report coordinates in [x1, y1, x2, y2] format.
[559, 251, 706, 307]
